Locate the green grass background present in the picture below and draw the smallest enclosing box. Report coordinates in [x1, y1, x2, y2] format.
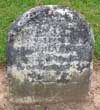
[0, 0, 100, 63]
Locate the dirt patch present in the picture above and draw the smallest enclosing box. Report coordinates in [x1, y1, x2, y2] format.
[0, 61, 100, 110]
[0, 65, 8, 110]
[90, 60, 100, 110]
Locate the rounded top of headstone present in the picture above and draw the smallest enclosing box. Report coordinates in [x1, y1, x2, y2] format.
[7, 5, 94, 83]
[8, 5, 94, 46]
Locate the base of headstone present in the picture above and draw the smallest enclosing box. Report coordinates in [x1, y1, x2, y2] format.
[9, 82, 89, 110]
[10, 101, 89, 110]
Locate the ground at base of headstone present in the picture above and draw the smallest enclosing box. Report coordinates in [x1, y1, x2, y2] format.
[0, 61, 100, 110]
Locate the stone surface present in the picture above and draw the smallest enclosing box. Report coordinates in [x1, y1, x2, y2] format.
[7, 5, 94, 109]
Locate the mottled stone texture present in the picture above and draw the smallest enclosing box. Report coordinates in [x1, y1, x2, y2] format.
[7, 5, 94, 110]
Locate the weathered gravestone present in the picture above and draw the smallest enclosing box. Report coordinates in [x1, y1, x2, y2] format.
[7, 5, 94, 110]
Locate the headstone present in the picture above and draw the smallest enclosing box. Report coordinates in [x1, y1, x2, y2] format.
[7, 5, 94, 110]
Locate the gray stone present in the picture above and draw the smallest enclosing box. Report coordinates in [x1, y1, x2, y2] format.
[7, 5, 94, 109]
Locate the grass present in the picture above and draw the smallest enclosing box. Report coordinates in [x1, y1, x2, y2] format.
[0, 0, 100, 63]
